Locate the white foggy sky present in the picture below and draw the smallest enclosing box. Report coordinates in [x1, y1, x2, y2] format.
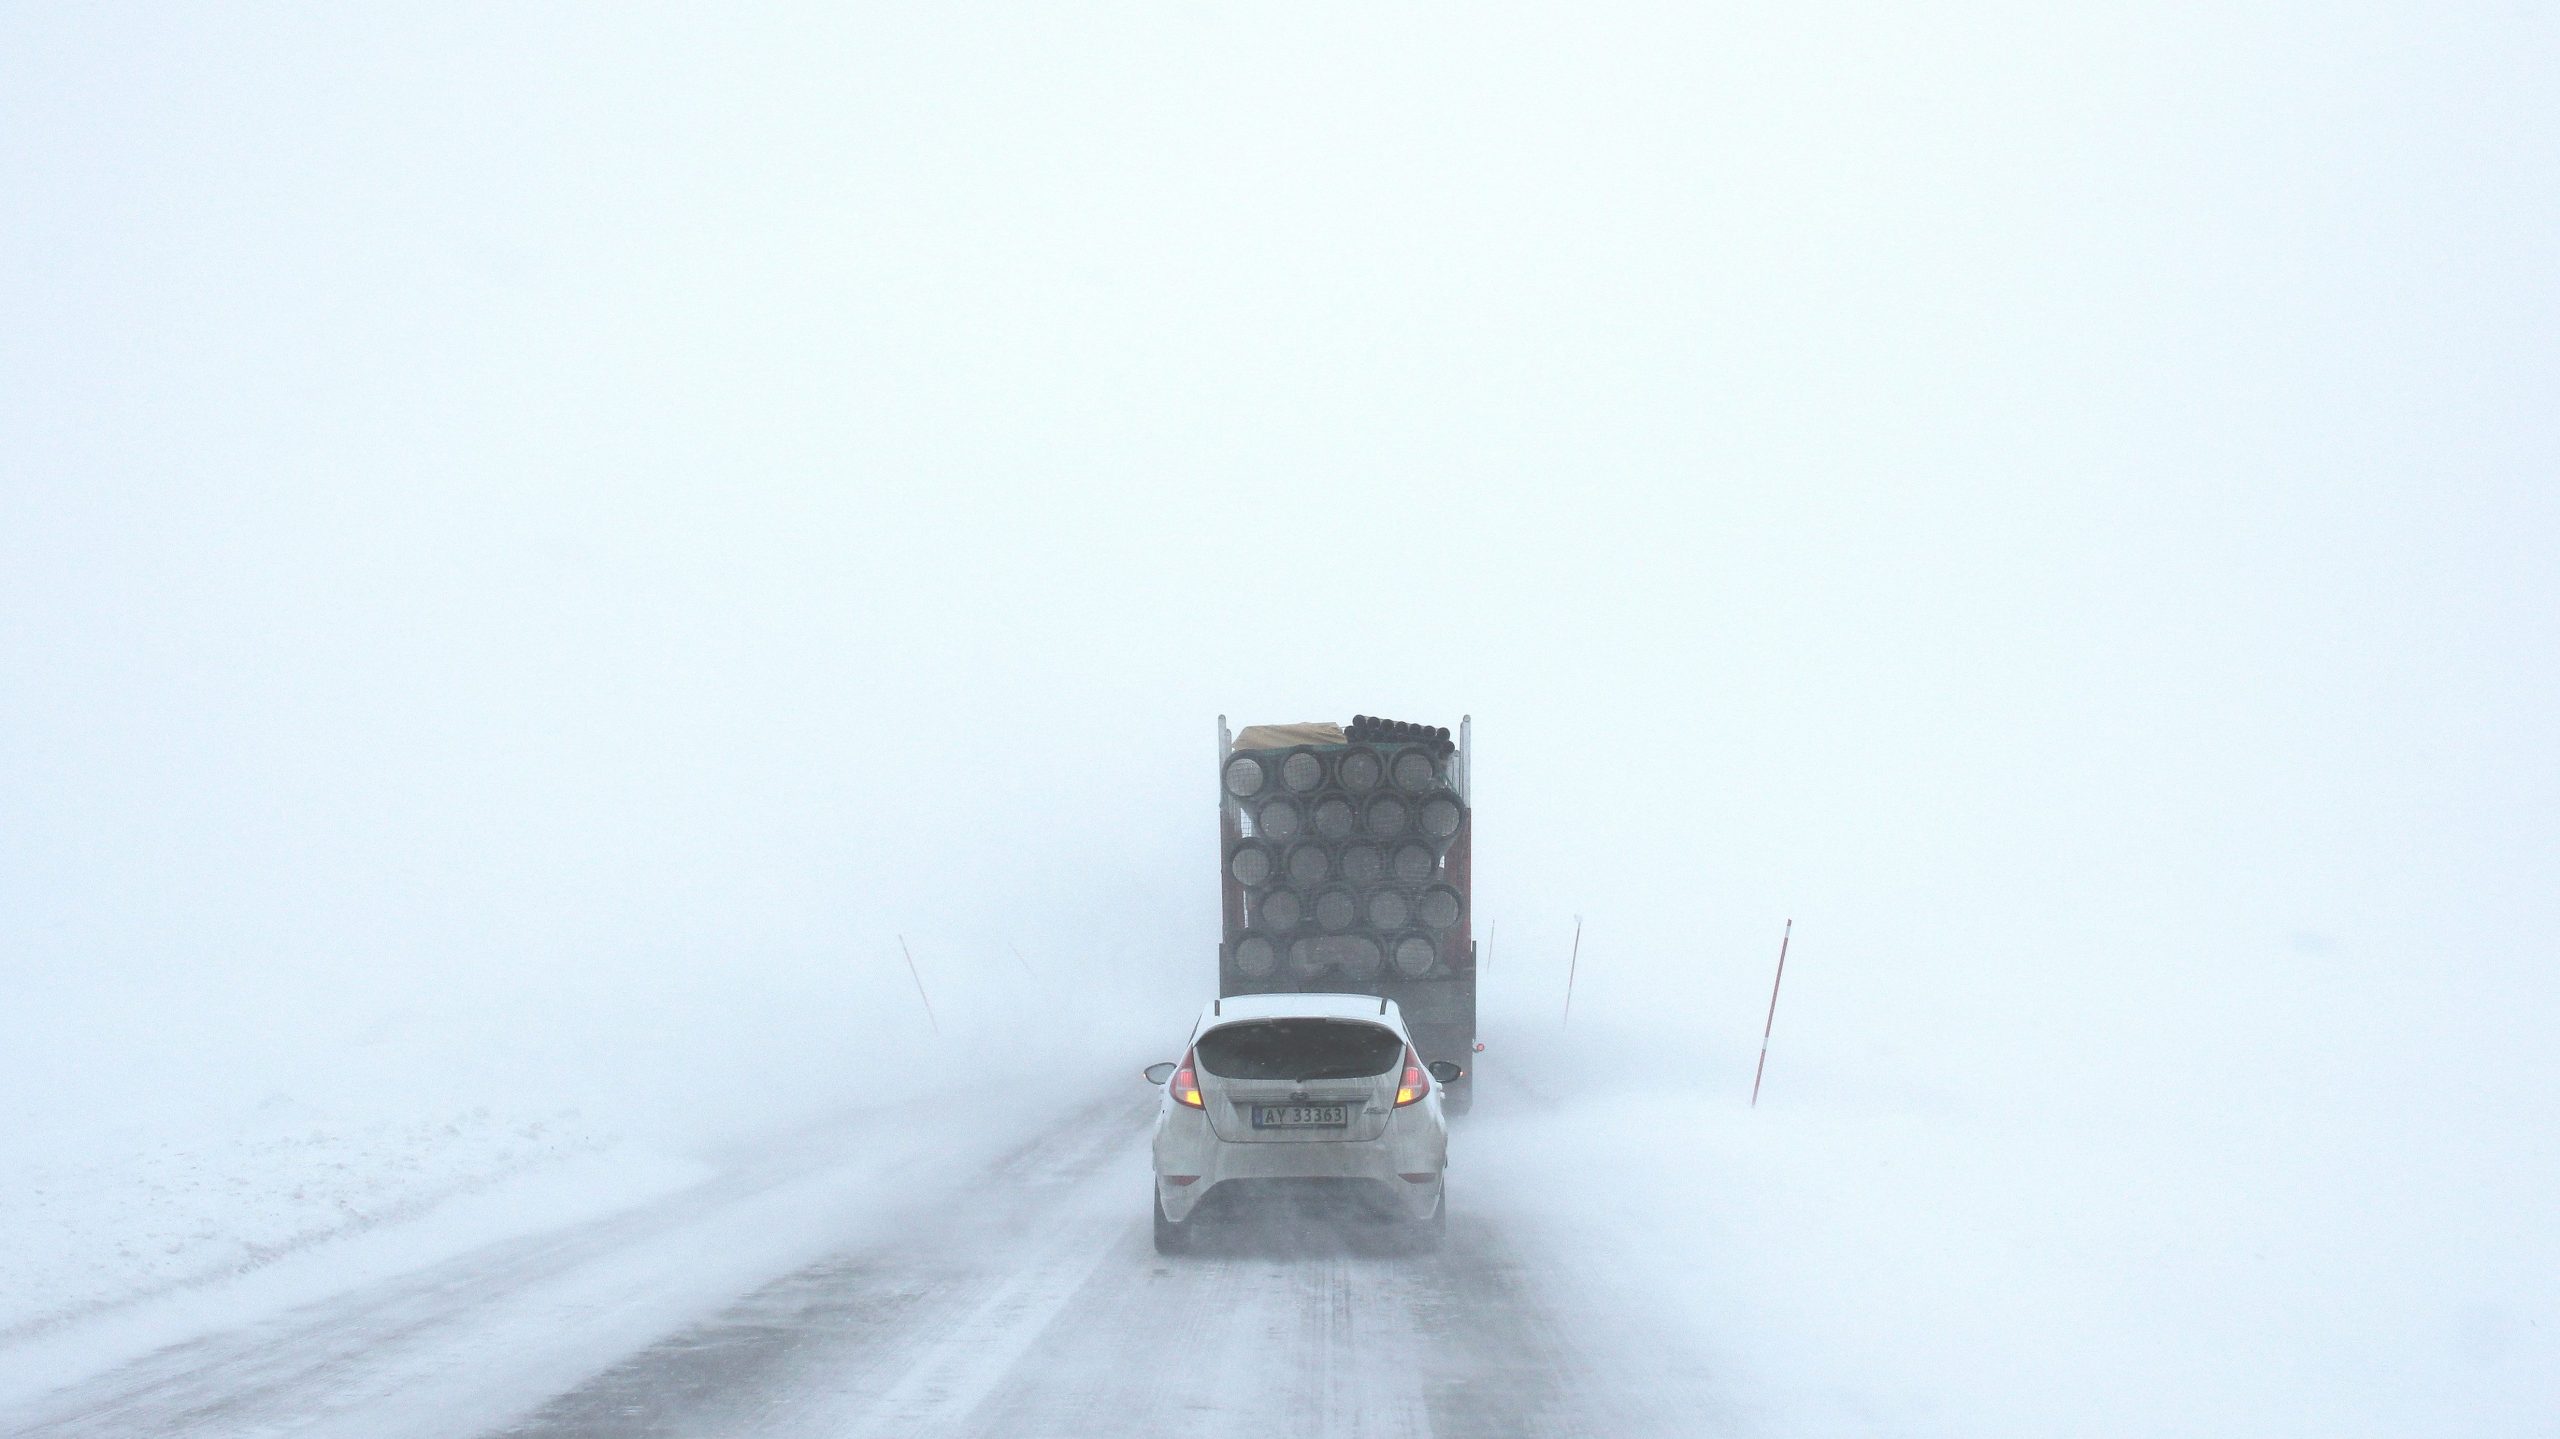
[4, 5, 2554, 1111]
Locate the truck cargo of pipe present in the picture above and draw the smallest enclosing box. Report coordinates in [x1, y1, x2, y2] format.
[1216, 717, 1470, 992]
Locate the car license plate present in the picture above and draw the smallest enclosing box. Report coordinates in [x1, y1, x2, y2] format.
[1253, 1103, 1350, 1129]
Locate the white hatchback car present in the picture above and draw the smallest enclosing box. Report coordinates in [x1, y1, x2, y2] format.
[1144, 992, 1461, 1253]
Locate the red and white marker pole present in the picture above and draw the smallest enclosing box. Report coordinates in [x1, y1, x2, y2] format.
[1750, 919, 1792, 1108]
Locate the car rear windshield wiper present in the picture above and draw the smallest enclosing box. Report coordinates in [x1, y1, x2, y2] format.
[1293, 1064, 1389, 1081]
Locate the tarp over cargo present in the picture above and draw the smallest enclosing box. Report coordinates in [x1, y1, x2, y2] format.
[1231, 722, 1347, 751]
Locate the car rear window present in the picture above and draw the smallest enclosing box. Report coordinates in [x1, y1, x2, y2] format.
[1195, 1019, 1403, 1082]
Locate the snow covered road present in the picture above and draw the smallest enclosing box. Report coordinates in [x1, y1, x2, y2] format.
[0, 1077, 1719, 1439]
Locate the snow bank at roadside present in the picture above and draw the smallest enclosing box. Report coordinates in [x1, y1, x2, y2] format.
[0, 942, 1171, 1356]
[1468, 952, 2559, 1439]
[0, 1098, 648, 1341]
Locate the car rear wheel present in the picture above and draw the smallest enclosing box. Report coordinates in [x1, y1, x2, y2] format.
[1153, 1184, 1193, 1255]
[1408, 1177, 1446, 1252]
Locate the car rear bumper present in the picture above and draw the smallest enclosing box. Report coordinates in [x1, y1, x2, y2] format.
[1154, 1110, 1444, 1222]
[1169, 1174, 1441, 1226]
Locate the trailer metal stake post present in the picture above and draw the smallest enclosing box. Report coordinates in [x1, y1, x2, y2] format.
[900, 935, 941, 1036]
[1562, 915, 1583, 1028]
[1750, 919, 1793, 1108]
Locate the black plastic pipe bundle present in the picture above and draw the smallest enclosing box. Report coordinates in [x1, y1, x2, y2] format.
[1224, 720, 1467, 990]
[1347, 714, 1455, 755]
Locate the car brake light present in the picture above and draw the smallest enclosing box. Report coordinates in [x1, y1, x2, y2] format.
[1394, 1044, 1429, 1107]
[1171, 1048, 1205, 1109]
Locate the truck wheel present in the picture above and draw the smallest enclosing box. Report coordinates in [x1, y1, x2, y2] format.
[1153, 1184, 1193, 1255]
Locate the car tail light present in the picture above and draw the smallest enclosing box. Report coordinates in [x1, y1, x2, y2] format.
[1393, 1044, 1429, 1107]
[1171, 1049, 1205, 1109]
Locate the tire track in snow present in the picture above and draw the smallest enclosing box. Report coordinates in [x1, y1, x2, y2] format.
[500, 1078, 1700, 1438]
[7, 1074, 1722, 1438]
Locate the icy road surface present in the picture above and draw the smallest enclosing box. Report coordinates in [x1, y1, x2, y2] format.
[0, 1076, 1719, 1439]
